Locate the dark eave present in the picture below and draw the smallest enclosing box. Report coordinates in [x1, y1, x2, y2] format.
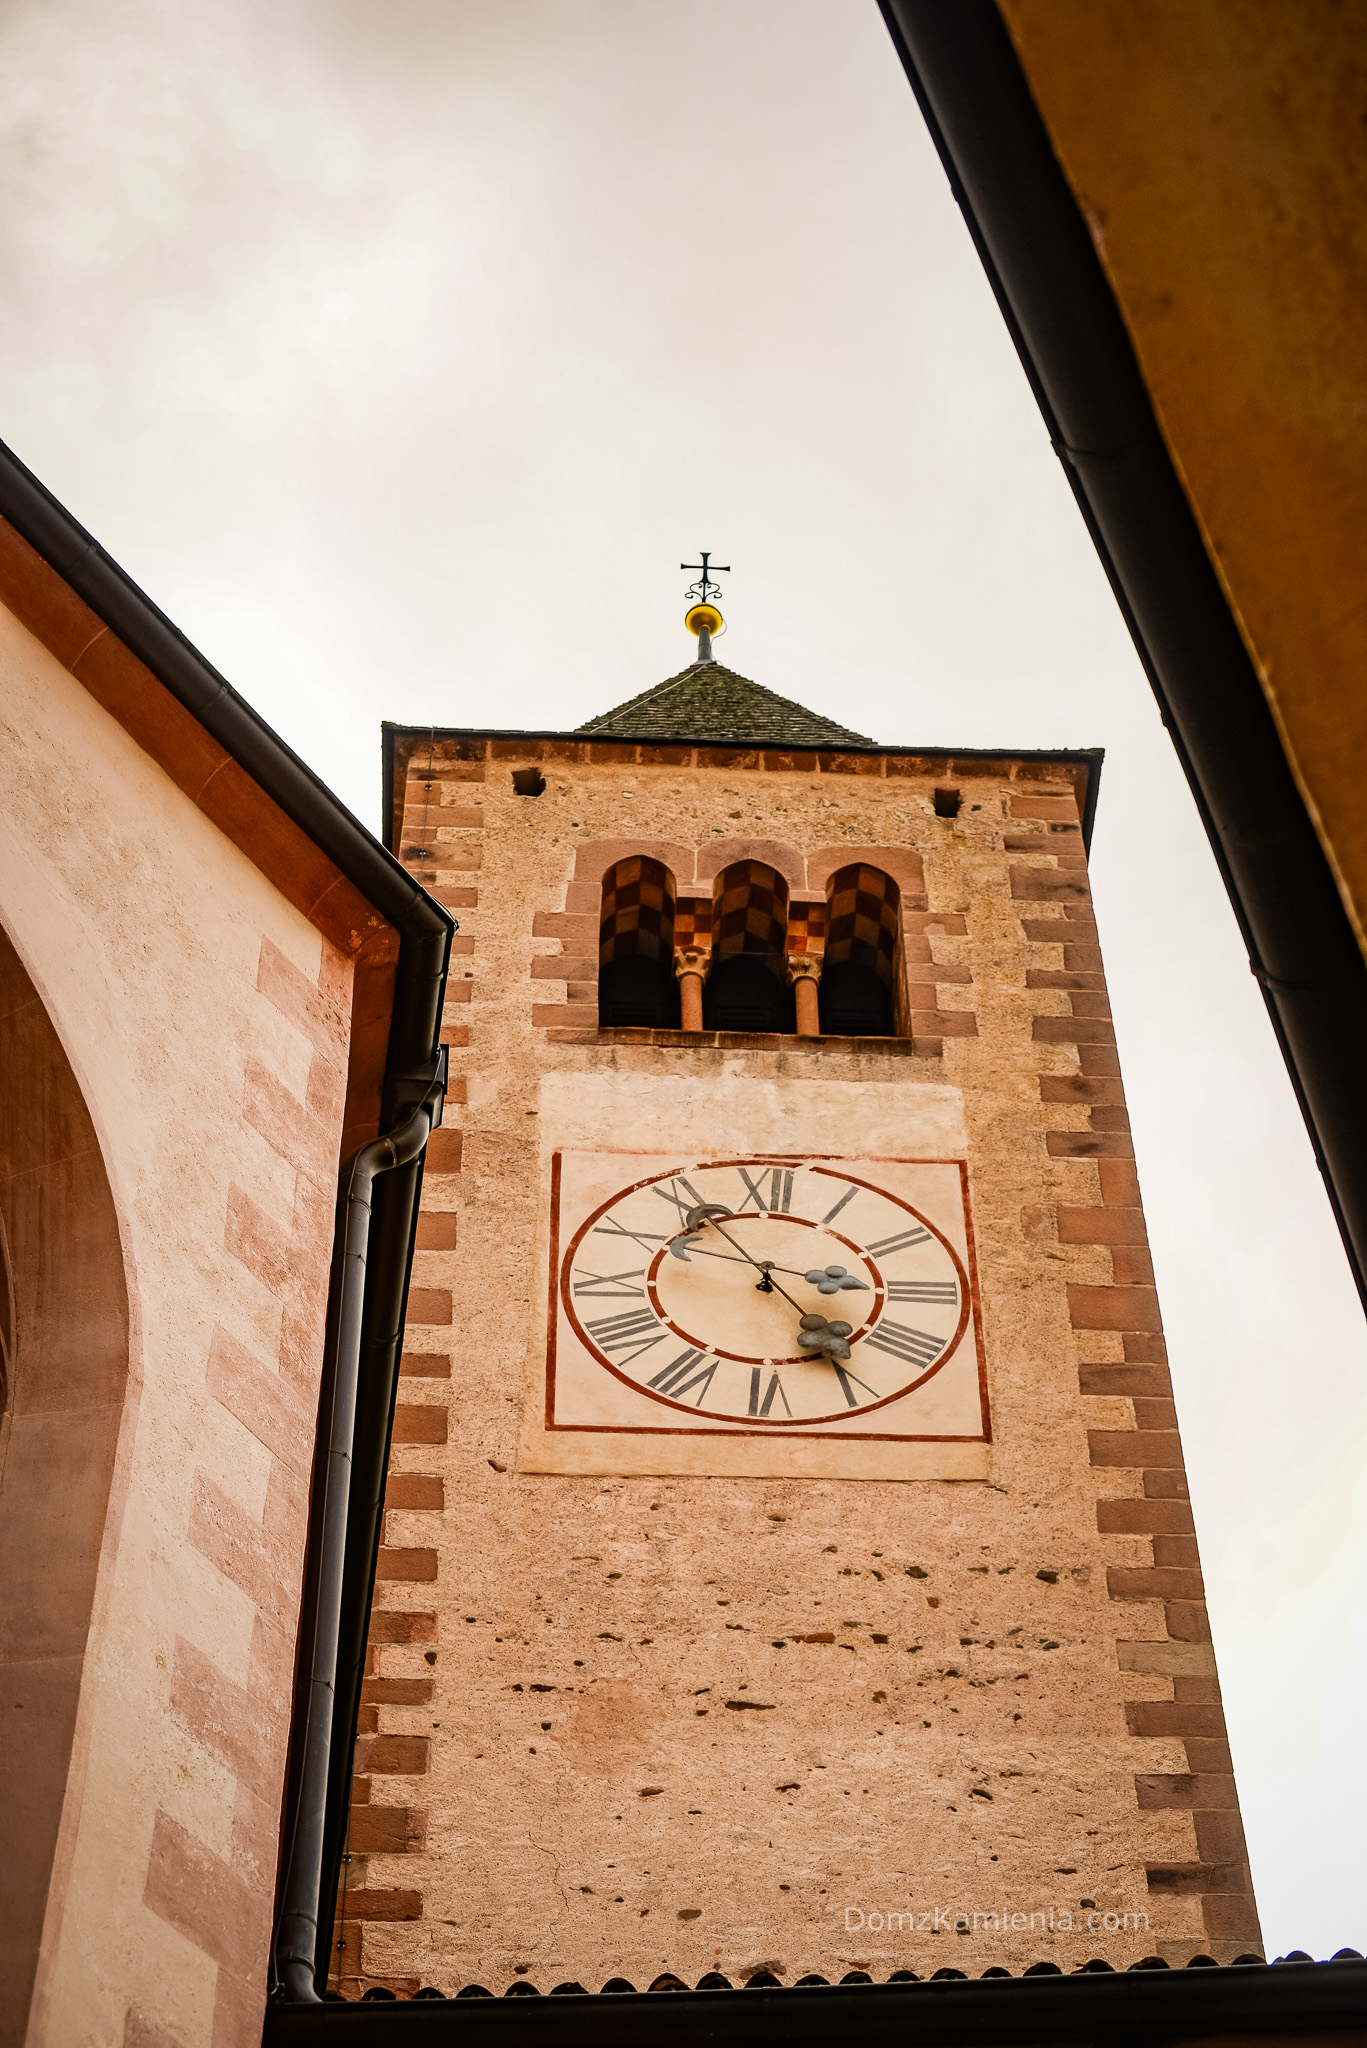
[876, 1, 1367, 1310]
[263, 1951, 1364, 2041]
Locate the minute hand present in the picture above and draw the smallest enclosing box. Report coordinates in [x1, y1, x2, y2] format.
[702, 1217, 809, 1316]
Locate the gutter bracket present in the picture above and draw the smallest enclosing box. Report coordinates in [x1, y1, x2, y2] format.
[388, 1045, 449, 1129]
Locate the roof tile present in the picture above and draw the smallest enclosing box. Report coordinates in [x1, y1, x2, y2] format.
[577, 661, 873, 748]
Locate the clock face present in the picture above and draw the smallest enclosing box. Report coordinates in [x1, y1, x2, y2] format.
[559, 1156, 971, 1428]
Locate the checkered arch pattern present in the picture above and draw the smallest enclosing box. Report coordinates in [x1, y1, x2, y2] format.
[711, 861, 789, 963]
[598, 856, 677, 965]
[823, 864, 901, 987]
[786, 900, 827, 955]
[672, 898, 714, 955]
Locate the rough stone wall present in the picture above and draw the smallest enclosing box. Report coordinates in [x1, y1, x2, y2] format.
[339, 733, 1258, 1996]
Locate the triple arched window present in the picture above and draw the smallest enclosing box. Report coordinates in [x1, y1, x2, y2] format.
[596, 855, 904, 1039]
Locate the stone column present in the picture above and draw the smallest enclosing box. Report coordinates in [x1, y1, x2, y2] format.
[788, 954, 822, 1036]
[674, 948, 709, 1031]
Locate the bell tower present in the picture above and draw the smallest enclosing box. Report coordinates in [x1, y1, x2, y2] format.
[342, 580, 1259, 1994]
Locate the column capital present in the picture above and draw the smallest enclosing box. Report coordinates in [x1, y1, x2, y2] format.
[787, 952, 822, 986]
[674, 946, 710, 981]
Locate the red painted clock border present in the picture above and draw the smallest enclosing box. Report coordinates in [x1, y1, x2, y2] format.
[544, 1152, 991, 1444]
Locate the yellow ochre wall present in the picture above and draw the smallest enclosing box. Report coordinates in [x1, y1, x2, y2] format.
[1000, 0, 1367, 951]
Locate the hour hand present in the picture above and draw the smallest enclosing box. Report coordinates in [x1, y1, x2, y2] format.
[803, 1263, 870, 1296]
[798, 1314, 853, 1361]
[669, 1203, 736, 1261]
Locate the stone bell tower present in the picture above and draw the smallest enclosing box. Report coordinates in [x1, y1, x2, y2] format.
[337, 581, 1259, 1995]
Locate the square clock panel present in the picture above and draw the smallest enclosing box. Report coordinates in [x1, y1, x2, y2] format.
[520, 1151, 991, 1482]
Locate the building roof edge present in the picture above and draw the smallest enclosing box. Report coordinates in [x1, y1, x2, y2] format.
[0, 435, 449, 949]
[382, 723, 1105, 851]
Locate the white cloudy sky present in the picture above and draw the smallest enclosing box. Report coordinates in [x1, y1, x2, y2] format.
[2, 0, 1362, 1958]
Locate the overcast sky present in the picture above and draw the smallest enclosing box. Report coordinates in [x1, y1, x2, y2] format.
[3, 0, 1362, 1958]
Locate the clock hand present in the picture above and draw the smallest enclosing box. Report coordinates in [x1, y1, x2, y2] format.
[669, 1205, 743, 1263]
[668, 1207, 811, 1313]
[669, 1213, 873, 1328]
[708, 1222, 800, 1306]
[801, 1263, 870, 1295]
[797, 1315, 854, 1361]
[698, 1253, 868, 1290]
[665, 1211, 872, 1374]
[669, 1209, 869, 1290]
[673, 1244, 760, 1268]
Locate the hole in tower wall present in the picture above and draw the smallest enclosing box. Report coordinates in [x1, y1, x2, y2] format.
[512, 767, 546, 796]
[933, 786, 961, 818]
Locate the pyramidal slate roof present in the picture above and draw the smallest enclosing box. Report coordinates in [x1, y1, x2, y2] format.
[576, 659, 873, 748]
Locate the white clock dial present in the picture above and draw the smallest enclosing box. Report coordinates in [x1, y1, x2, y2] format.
[560, 1157, 969, 1426]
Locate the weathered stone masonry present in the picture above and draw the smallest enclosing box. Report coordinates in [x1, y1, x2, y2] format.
[331, 725, 1258, 1995]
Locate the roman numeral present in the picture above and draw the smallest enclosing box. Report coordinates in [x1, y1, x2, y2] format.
[862, 1319, 945, 1370]
[592, 1217, 666, 1250]
[747, 1368, 792, 1418]
[650, 1176, 708, 1221]
[831, 1363, 880, 1408]
[571, 1266, 646, 1298]
[819, 1183, 859, 1227]
[647, 1347, 719, 1405]
[887, 1279, 958, 1305]
[867, 1226, 933, 1258]
[734, 1166, 795, 1214]
[584, 1308, 666, 1364]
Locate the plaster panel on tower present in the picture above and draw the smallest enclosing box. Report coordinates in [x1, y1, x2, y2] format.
[522, 1072, 989, 1480]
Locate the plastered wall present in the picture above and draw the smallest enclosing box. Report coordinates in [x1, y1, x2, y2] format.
[0, 603, 354, 2048]
[339, 731, 1259, 1995]
[1000, 0, 1367, 958]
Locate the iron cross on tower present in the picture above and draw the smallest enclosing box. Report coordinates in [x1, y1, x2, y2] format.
[682, 551, 730, 606]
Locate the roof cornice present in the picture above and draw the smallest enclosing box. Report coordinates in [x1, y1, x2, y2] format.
[381, 722, 1105, 852]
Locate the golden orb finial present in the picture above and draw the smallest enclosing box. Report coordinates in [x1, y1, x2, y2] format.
[684, 600, 725, 641]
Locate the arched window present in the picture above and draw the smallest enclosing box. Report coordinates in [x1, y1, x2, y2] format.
[704, 861, 796, 1033]
[597, 857, 680, 1027]
[819, 864, 901, 1037]
[0, 923, 129, 2033]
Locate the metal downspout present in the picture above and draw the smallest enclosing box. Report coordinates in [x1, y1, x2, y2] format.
[275, 1105, 436, 2003]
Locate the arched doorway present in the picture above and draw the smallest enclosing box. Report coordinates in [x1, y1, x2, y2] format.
[0, 922, 129, 2043]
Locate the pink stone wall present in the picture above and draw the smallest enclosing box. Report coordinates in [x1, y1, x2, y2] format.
[0, 606, 357, 2047]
